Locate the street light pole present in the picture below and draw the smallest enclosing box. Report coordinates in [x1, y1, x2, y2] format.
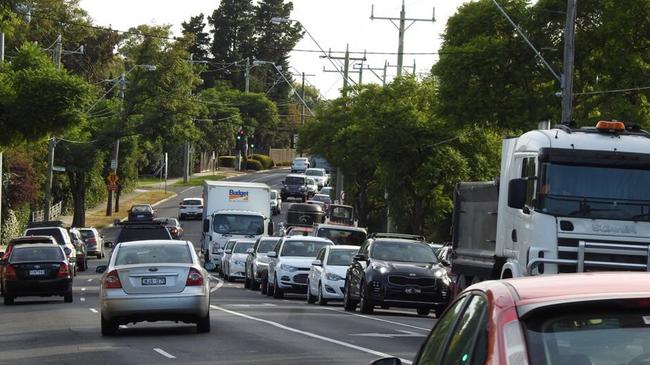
[561, 0, 577, 125]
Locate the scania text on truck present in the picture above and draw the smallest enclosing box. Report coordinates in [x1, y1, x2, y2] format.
[451, 121, 650, 290]
[201, 181, 273, 270]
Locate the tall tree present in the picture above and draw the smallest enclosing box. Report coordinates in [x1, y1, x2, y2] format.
[181, 13, 210, 61]
[208, 0, 255, 90]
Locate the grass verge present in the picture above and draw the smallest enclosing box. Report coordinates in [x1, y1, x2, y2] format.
[173, 174, 228, 187]
[85, 190, 175, 228]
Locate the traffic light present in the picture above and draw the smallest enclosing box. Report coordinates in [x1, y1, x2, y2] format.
[237, 127, 245, 141]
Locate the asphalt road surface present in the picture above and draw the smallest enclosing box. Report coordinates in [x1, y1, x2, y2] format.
[0, 169, 437, 365]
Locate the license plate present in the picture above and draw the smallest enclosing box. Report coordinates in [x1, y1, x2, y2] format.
[142, 277, 166, 285]
[137, 214, 144, 218]
[29, 269, 45, 276]
[404, 287, 421, 294]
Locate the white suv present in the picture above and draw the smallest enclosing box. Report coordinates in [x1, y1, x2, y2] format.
[178, 198, 203, 220]
[305, 168, 328, 188]
[291, 157, 310, 173]
[265, 236, 333, 299]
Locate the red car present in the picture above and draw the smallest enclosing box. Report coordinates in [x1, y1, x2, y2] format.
[372, 272, 650, 365]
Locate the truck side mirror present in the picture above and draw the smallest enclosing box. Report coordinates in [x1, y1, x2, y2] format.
[203, 219, 210, 233]
[508, 178, 527, 210]
[268, 222, 274, 236]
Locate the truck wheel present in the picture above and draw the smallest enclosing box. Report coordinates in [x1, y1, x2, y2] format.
[417, 308, 430, 316]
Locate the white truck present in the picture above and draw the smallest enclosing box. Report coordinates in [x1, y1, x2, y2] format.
[451, 121, 650, 290]
[201, 181, 273, 270]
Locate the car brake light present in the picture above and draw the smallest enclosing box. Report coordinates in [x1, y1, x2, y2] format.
[186, 268, 204, 286]
[57, 263, 71, 278]
[4, 264, 17, 280]
[503, 319, 529, 365]
[87, 237, 97, 244]
[2, 246, 12, 260]
[103, 270, 122, 289]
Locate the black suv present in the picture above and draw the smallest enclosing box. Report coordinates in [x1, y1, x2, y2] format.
[343, 234, 451, 316]
[111, 221, 173, 247]
[281, 174, 311, 202]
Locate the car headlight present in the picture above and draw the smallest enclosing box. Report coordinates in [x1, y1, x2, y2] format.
[372, 264, 388, 274]
[326, 272, 344, 281]
[433, 269, 445, 278]
[280, 264, 298, 272]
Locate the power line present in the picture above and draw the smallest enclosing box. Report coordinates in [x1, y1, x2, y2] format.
[279, 48, 482, 56]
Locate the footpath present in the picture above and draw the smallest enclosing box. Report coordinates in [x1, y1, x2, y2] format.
[59, 168, 246, 228]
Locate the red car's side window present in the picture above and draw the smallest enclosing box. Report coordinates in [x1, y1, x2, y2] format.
[440, 295, 488, 365]
[416, 296, 469, 364]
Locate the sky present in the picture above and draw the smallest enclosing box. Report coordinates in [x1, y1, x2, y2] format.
[78, 0, 471, 99]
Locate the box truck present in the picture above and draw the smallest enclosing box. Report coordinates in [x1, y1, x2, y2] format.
[451, 121, 650, 290]
[201, 181, 273, 270]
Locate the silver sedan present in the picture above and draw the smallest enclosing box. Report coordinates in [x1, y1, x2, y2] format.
[96, 240, 211, 335]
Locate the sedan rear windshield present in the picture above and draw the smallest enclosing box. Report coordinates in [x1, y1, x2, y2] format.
[131, 205, 152, 213]
[11, 247, 63, 262]
[526, 309, 650, 365]
[116, 227, 172, 243]
[183, 199, 202, 205]
[25, 229, 65, 245]
[115, 244, 193, 265]
[371, 241, 437, 263]
[281, 241, 331, 257]
[327, 249, 359, 266]
[233, 241, 254, 254]
[79, 229, 95, 239]
[306, 170, 324, 176]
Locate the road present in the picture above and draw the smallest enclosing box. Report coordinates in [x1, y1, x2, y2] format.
[0, 169, 437, 365]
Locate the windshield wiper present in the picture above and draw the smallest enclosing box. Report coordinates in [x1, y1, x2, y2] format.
[567, 200, 618, 217]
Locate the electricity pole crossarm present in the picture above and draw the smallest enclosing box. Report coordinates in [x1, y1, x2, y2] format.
[291, 72, 316, 126]
[354, 63, 389, 86]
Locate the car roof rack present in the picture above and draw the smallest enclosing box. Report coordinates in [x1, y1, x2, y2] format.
[367, 232, 426, 241]
[26, 220, 66, 229]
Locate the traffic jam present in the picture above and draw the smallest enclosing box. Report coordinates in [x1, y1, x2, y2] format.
[4, 133, 650, 365]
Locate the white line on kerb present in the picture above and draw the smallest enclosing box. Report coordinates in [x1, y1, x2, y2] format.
[179, 187, 196, 195]
[81, 287, 86, 291]
[210, 305, 413, 364]
[87, 278, 93, 282]
[153, 348, 176, 359]
[89, 308, 98, 313]
[322, 307, 431, 332]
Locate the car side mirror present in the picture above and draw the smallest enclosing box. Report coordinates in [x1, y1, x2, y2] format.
[64, 247, 72, 256]
[246, 248, 254, 254]
[370, 358, 402, 365]
[96, 265, 107, 274]
[353, 254, 367, 262]
[508, 178, 527, 210]
[225, 249, 232, 254]
[105, 241, 114, 248]
[442, 259, 451, 267]
[203, 219, 210, 233]
[267, 251, 277, 258]
[312, 259, 322, 266]
[268, 221, 274, 236]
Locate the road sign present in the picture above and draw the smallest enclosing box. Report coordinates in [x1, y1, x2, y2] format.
[108, 183, 118, 192]
[52, 166, 66, 172]
[110, 159, 117, 169]
[107, 172, 119, 185]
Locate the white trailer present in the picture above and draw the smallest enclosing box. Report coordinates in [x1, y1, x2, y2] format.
[452, 121, 650, 290]
[201, 181, 272, 269]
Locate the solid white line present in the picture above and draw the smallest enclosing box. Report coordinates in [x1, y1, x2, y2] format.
[89, 308, 98, 313]
[210, 305, 412, 364]
[321, 307, 431, 332]
[153, 348, 176, 359]
[87, 279, 93, 282]
[81, 287, 86, 291]
[80, 298, 86, 302]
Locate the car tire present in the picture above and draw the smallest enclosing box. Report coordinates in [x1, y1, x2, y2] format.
[317, 283, 328, 306]
[96, 253, 102, 259]
[306, 281, 316, 304]
[261, 276, 268, 295]
[272, 274, 284, 299]
[64, 290, 73, 303]
[3, 294, 14, 305]
[251, 276, 260, 291]
[266, 276, 274, 297]
[343, 282, 357, 312]
[417, 308, 431, 316]
[196, 313, 211, 333]
[101, 314, 118, 336]
[359, 282, 374, 314]
[244, 273, 251, 289]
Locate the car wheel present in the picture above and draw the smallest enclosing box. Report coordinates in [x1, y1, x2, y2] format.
[417, 308, 431, 316]
[359, 282, 374, 314]
[3, 294, 14, 305]
[306, 280, 316, 304]
[64, 290, 73, 303]
[101, 315, 119, 336]
[261, 276, 268, 295]
[272, 274, 284, 299]
[244, 273, 251, 289]
[266, 276, 274, 297]
[317, 283, 328, 306]
[196, 312, 211, 333]
[343, 282, 357, 312]
[96, 253, 102, 259]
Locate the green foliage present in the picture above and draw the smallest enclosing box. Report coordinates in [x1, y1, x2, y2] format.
[245, 159, 263, 171]
[181, 14, 211, 61]
[251, 154, 274, 169]
[218, 156, 236, 168]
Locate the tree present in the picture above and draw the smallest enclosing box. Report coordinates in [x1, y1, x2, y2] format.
[181, 13, 210, 61]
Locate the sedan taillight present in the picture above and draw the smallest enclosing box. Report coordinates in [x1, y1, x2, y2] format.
[186, 268, 204, 286]
[57, 263, 71, 278]
[103, 270, 122, 289]
[4, 264, 17, 280]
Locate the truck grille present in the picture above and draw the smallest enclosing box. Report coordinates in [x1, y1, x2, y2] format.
[557, 238, 650, 273]
[293, 273, 308, 284]
[388, 276, 436, 287]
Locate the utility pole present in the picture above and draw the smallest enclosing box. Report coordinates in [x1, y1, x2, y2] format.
[53, 35, 62, 69]
[245, 57, 251, 93]
[0, 32, 4, 62]
[371, 0, 435, 77]
[44, 138, 57, 219]
[561, 0, 577, 125]
[353, 61, 389, 86]
[107, 73, 125, 216]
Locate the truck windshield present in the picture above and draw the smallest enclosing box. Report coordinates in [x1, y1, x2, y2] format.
[213, 214, 264, 235]
[538, 163, 650, 221]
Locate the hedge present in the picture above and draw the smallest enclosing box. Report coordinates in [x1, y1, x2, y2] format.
[246, 159, 263, 171]
[218, 156, 236, 168]
[251, 154, 275, 169]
